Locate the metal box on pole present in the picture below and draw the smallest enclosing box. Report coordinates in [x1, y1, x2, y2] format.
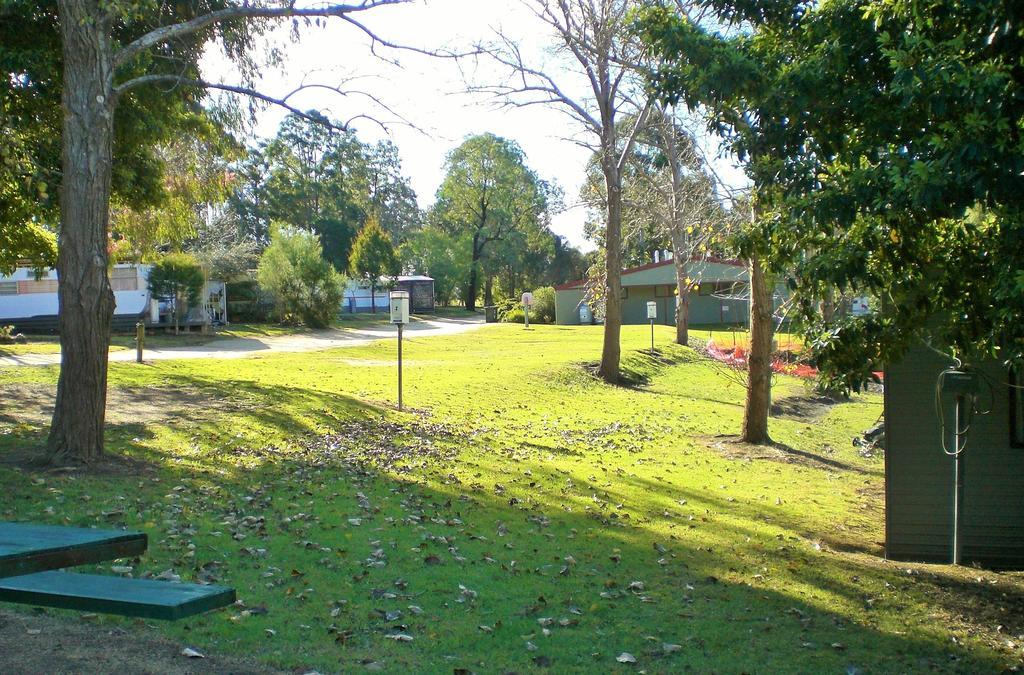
[646, 301, 657, 355]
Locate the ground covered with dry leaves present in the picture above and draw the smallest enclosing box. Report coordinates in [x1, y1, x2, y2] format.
[0, 323, 1021, 673]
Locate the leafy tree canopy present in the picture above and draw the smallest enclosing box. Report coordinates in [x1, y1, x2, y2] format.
[638, 0, 1024, 388]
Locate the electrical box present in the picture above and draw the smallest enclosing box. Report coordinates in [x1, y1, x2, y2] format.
[646, 301, 657, 320]
[521, 292, 534, 307]
[389, 290, 409, 325]
[939, 369, 979, 397]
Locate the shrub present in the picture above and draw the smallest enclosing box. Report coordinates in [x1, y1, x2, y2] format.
[502, 307, 525, 323]
[148, 252, 205, 332]
[531, 286, 556, 324]
[500, 287, 556, 324]
[257, 226, 344, 328]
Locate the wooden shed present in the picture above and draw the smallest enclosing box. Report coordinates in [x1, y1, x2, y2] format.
[394, 275, 435, 313]
[885, 346, 1024, 568]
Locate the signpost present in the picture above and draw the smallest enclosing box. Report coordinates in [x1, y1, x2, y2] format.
[521, 292, 534, 328]
[135, 321, 145, 363]
[646, 301, 657, 355]
[390, 290, 410, 410]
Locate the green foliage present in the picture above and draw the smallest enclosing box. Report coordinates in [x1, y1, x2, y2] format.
[349, 216, 400, 294]
[111, 126, 241, 261]
[147, 253, 205, 330]
[500, 305, 525, 323]
[227, 113, 421, 269]
[0, 1, 243, 267]
[257, 225, 343, 328]
[638, 0, 1024, 389]
[147, 253, 204, 306]
[431, 133, 559, 307]
[531, 286, 556, 324]
[401, 227, 472, 305]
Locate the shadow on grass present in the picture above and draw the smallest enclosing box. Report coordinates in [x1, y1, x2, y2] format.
[0, 371, 1015, 671]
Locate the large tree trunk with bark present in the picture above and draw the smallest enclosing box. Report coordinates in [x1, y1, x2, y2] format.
[741, 255, 774, 444]
[47, 0, 116, 464]
[598, 160, 623, 383]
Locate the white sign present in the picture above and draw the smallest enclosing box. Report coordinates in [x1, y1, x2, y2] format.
[521, 292, 534, 307]
[646, 301, 657, 320]
[851, 296, 870, 316]
[389, 290, 409, 325]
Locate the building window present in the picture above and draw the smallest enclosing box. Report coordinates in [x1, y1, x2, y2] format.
[0, 282, 17, 295]
[654, 284, 675, 298]
[110, 266, 139, 291]
[1012, 366, 1024, 448]
[16, 279, 58, 294]
[620, 287, 628, 300]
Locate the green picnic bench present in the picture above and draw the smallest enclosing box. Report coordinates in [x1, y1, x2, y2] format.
[0, 522, 235, 620]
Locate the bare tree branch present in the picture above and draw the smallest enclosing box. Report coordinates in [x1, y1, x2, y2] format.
[114, 1, 409, 71]
[114, 75, 422, 134]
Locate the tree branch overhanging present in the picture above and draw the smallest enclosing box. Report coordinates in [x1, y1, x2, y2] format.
[113, 1, 408, 71]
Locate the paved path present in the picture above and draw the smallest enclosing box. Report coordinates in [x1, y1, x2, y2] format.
[0, 315, 486, 368]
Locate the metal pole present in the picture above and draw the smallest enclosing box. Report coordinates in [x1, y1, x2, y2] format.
[952, 395, 964, 564]
[650, 319, 655, 355]
[397, 323, 403, 411]
[525, 305, 530, 328]
[135, 321, 144, 363]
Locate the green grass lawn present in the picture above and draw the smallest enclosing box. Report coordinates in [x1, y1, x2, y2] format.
[0, 324, 1021, 673]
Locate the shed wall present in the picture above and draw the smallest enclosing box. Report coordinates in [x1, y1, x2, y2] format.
[885, 347, 1024, 567]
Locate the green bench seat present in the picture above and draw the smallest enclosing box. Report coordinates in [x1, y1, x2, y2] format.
[0, 570, 236, 620]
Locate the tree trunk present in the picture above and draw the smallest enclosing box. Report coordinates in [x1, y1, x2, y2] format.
[484, 275, 494, 308]
[370, 283, 376, 313]
[465, 238, 480, 311]
[598, 161, 622, 384]
[741, 255, 775, 444]
[669, 229, 690, 345]
[47, 1, 116, 464]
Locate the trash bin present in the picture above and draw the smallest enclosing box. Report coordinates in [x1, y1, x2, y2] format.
[484, 306, 498, 323]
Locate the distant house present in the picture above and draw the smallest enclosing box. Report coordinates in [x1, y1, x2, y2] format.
[342, 275, 434, 314]
[554, 256, 780, 326]
[0, 264, 227, 333]
[885, 347, 1024, 568]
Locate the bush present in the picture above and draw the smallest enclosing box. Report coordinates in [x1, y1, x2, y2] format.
[502, 307, 525, 323]
[225, 279, 274, 323]
[148, 252, 205, 332]
[257, 226, 344, 328]
[531, 286, 556, 324]
[500, 287, 556, 324]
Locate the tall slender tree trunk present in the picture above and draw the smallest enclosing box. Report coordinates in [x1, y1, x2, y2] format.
[599, 159, 623, 383]
[47, 1, 116, 464]
[669, 228, 690, 345]
[741, 255, 774, 444]
[484, 275, 494, 307]
[465, 236, 480, 311]
[370, 284, 376, 313]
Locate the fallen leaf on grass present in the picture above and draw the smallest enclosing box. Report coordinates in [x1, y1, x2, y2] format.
[616, 652, 637, 663]
[181, 647, 205, 658]
[385, 633, 414, 642]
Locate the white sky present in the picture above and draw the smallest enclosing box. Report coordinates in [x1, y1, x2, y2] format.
[201, 0, 748, 252]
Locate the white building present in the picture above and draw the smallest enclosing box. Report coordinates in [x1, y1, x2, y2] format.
[0, 264, 227, 332]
